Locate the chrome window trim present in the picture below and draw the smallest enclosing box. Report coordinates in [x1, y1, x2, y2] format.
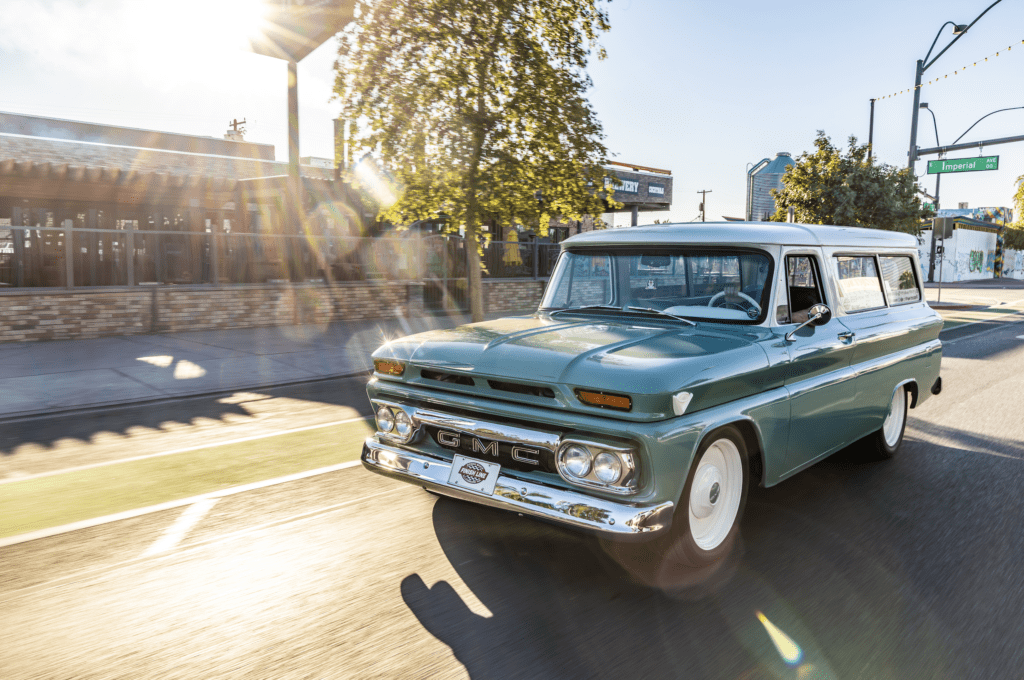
[831, 252, 890, 314]
[877, 254, 924, 306]
[780, 249, 829, 325]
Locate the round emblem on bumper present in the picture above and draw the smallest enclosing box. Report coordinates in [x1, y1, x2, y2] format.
[459, 461, 488, 485]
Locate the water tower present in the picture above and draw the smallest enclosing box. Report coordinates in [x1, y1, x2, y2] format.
[746, 152, 794, 222]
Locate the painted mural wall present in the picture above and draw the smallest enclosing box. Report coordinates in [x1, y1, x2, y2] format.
[934, 227, 999, 283]
[1004, 249, 1024, 280]
[917, 230, 932, 281]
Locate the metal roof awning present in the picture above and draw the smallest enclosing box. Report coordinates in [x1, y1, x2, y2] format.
[248, 0, 356, 62]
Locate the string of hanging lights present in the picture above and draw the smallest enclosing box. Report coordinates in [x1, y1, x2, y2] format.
[876, 39, 1023, 100]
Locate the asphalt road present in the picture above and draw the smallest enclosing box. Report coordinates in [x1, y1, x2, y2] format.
[3, 318, 1024, 679]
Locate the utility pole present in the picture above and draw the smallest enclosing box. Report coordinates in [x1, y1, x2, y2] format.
[697, 189, 712, 222]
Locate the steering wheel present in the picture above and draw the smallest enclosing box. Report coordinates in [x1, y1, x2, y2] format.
[708, 290, 762, 316]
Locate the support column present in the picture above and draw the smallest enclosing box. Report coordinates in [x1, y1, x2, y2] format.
[12, 206, 25, 287]
[287, 59, 303, 282]
[125, 207, 135, 288]
[87, 208, 98, 286]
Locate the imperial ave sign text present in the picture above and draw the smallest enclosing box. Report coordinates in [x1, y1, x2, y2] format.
[927, 156, 999, 174]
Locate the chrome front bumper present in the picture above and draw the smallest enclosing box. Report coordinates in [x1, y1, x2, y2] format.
[361, 437, 674, 541]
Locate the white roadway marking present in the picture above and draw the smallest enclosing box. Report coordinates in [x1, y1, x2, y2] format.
[3, 487, 402, 601]
[0, 459, 364, 549]
[142, 498, 219, 557]
[942, 313, 1024, 345]
[0, 415, 373, 486]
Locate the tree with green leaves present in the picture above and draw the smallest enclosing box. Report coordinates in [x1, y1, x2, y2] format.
[1004, 175, 1024, 251]
[769, 131, 932, 234]
[334, 0, 619, 321]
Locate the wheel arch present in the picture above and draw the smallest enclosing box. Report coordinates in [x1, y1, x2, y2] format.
[894, 379, 919, 408]
[695, 417, 766, 490]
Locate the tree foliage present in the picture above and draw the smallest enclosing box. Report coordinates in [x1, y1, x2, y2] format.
[769, 131, 931, 234]
[334, 0, 617, 320]
[1004, 175, 1024, 251]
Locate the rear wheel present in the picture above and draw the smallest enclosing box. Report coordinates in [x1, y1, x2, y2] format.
[868, 385, 908, 459]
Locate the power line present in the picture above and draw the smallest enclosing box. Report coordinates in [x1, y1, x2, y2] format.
[875, 38, 1023, 102]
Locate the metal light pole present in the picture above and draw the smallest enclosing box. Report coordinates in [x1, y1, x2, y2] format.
[907, 1, 1004, 169]
[868, 98, 875, 162]
[920, 102, 942, 284]
[920, 103, 941, 212]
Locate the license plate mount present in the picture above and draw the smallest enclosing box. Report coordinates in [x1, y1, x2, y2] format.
[447, 454, 501, 496]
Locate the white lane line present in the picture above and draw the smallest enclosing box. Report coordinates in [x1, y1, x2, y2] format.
[4, 488, 402, 600]
[1017, 335, 1024, 340]
[142, 498, 218, 557]
[0, 459, 364, 549]
[0, 415, 372, 486]
[943, 313, 1024, 345]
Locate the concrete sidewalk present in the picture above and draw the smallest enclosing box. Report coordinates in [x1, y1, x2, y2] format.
[3, 281, 1022, 422]
[0, 311, 504, 421]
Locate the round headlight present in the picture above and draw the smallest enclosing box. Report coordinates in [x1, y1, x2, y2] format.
[376, 405, 395, 433]
[562, 445, 592, 478]
[394, 409, 413, 438]
[593, 452, 622, 484]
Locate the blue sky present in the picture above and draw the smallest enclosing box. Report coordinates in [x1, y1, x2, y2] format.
[1, 0, 1021, 224]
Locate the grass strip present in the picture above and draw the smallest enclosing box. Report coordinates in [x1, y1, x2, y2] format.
[0, 418, 374, 539]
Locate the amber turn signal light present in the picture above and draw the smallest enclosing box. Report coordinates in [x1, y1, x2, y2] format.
[576, 389, 632, 411]
[374, 359, 405, 376]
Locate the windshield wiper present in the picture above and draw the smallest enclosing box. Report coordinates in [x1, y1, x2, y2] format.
[627, 306, 697, 326]
[548, 304, 622, 316]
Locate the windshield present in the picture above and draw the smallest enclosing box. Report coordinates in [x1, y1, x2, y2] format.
[540, 248, 774, 323]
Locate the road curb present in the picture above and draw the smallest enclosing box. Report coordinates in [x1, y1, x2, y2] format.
[0, 368, 373, 425]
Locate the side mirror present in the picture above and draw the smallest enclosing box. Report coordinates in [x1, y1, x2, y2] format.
[807, 303, 832, 326]
[785, 303, 832, 342]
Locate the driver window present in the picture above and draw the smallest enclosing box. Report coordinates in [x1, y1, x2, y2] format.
[782, 255, 823, 324]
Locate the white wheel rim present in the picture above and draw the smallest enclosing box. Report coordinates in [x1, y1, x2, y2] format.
[688, 438, 743, 551]
[882, 386, 906, 448]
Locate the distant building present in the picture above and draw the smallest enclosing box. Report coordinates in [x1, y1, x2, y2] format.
[0, 110, 358, 289]
[746, 152, 794, 221]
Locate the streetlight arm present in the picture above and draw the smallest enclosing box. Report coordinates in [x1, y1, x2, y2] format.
[924, 0, 1003, 71]
[923, 107, 940, 146]
[922, 21, 959, 66]
[952, 106, 1024, 146]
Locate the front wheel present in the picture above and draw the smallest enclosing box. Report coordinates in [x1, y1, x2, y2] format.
[658, 425, 750, 568]
[868, 385, 909, 459]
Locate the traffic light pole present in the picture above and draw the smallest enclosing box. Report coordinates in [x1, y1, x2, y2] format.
[907, 62, 924, 169]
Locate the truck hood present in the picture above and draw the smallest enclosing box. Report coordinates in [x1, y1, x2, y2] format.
[373, 314, 779, 419]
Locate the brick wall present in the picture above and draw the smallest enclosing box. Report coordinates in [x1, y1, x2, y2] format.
[0, 279, 543, 343]
[483, 280, 546, 314]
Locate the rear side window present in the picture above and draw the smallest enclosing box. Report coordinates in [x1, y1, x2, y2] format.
[879, 256, 921, 305]
[834, 256, 885, 312]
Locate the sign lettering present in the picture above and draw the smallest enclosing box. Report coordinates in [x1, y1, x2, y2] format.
[927, 156, 999, 174]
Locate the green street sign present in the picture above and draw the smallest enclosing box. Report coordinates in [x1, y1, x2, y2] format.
[927, 156, 999, 174]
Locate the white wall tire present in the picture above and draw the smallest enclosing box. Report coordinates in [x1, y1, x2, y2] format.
[869, 385, 909, 459]
[660, 425, 750, 568]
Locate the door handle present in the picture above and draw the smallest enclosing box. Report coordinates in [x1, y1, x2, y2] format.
[838, 331, 856, 344]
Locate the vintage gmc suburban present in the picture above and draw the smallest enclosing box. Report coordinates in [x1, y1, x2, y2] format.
[361, 223, 942, 568]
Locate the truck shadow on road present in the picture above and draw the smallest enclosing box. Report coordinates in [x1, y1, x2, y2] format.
[398, 437, 1022, 679]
